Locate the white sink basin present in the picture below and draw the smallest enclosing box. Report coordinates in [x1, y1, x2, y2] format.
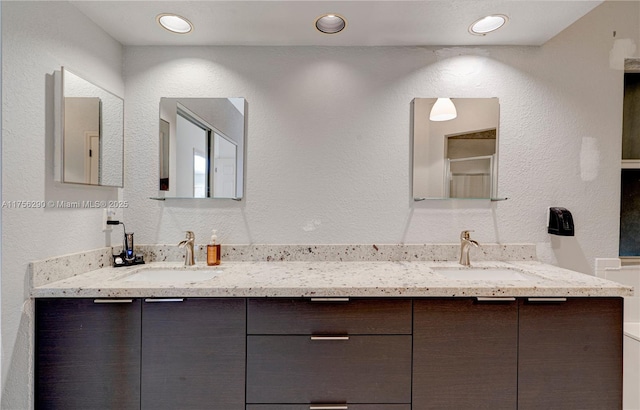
[123, 268, 221, 283]
[433, 267, 538, 281]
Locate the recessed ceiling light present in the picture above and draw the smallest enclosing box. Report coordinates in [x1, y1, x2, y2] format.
[157, 13, 193, 34]
[315, 14, 347, 34]
[469, 14, 508, 36]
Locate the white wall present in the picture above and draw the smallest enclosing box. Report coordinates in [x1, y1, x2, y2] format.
[124, 2, 637, 274]
[2, 0, 639, 406]
[1, 2, 123, 407]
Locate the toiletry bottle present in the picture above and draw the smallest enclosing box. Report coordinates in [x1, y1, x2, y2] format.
[207, 230, 221, 266]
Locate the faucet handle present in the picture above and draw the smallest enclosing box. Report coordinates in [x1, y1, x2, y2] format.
[185, 231, 195, 239]
[460, 230, 474, 239]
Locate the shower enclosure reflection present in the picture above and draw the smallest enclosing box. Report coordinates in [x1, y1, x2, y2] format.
[412, 98, 499, 200]
[158, 98, 246, 199]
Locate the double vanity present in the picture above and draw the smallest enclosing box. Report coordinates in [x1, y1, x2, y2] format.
[31, 245, 632, 410]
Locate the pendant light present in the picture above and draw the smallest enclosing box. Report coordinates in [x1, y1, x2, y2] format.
[430, 98, 457, 121]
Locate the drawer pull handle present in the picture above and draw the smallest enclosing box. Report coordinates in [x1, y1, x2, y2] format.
[310, 298, 349, 302]
[144, 298, 185, 303]
[94, 299, 133, 304]
[310, 406, 348, 410]
[310, 336, 350, 341]
[476, 297, 516, 302]
[527, 297, 567, 303]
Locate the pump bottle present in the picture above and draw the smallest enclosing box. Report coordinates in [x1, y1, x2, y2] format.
[207, 229, 221, 266]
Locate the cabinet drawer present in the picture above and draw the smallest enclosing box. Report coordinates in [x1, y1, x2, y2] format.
[247, 405, 411, 410]
[246, 335, 412, 404]
[247, 298, 411, 334]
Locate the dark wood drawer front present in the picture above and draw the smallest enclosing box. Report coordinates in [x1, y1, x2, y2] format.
[246, 335, 412, 404]
[247, 298, 411, 334]
[246, 405, 411, 410]
[518, 297, 623, 410]
[413, 298, 518, 410]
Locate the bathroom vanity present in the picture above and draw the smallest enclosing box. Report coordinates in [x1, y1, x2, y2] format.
[32, 259, 632, 410]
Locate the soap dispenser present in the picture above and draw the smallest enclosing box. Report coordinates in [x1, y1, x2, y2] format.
[207, 230, 221, 266]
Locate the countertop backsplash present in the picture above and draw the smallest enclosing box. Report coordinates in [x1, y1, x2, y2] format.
[30, 243, 537, 288]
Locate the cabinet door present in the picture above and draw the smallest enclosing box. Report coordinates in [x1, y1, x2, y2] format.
[141, 298, 245, 410]
[413, 298, 518, 410]
[518, 297, 623, 410]
[35, 298, 141, 409]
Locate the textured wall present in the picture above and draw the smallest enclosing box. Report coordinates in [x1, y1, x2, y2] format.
[2, 0, 640, 407]
[1, 2, 123, 407]
[124, 2, 636, 274]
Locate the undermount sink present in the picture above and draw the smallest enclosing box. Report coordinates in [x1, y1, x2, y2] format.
[123, 268, 221, 283]
[433, 267, 538, 281]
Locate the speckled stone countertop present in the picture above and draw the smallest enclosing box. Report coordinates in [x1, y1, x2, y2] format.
[31, 260, 633, 299]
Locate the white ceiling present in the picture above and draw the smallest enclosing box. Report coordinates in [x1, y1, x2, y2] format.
[70, 0, 604, 47]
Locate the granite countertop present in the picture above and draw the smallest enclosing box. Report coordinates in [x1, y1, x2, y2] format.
[30, 260, 633, 298]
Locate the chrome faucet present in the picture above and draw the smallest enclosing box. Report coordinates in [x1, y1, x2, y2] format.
[459, 230, 479, 267]
[178, 231, 196, 266]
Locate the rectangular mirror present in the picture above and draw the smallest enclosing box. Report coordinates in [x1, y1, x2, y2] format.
[412, 98, 500, 200]
[55, 67, 124, 187]
[158, 98, 246, 199]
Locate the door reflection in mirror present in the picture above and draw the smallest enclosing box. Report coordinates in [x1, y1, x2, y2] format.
[57, 68, 124, 187]
[412, 98, 499, 199]
[159, 98, 245, 199]
[64, 97, 101, 184]
[213, 134, 237, 198]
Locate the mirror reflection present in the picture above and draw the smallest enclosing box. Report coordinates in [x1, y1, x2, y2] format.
[58, 68, 124, 187]
[159, 98, 246, 199]
[412, 98, 499, 199]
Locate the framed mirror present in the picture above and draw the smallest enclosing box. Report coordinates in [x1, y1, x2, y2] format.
[412, 98, 500, 200]
[55, 67, 124, 187]
[158, 98, 246, 199]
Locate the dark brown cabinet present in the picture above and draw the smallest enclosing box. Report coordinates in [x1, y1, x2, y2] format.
[35, 297, 246, 410]
[247, 297, 412, 335]
[35, 298, 142, 409]
[34, 296, 623, 409]
[412, 298, 519, 410]
[518, 297, 623, 410]
[247, 335, 412, 404]
[246, 298, 412, 406]
[141, 298, 246, 410]
[246, 406, 411, 410]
